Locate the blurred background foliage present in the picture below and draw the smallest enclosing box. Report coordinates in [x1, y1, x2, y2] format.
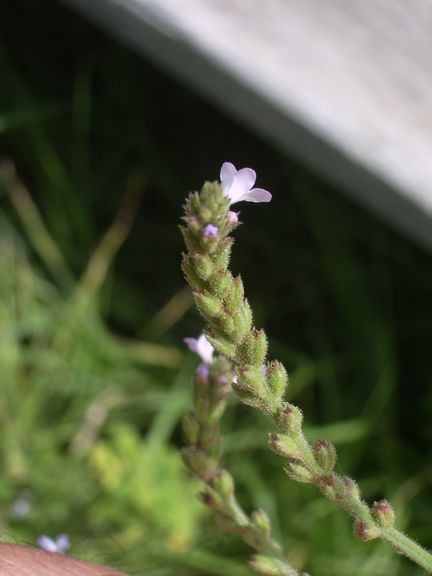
[0, 1, 431, 575]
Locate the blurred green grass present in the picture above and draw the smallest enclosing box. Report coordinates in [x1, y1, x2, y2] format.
[0, 1, 431, 575]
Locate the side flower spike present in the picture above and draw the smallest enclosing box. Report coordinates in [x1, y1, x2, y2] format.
[220, 162, 272, 205]
[37, 534, 70, 554]
[184, 334, 214, 364]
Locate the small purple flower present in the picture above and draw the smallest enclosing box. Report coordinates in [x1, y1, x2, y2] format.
[227, 210, 239, 224]
[196, 363, 210, 381]
[203, 223, 218, 237]
[37, 534, 70, 554]
[220, 162, 272, 205]
[184, 334, 214, 364]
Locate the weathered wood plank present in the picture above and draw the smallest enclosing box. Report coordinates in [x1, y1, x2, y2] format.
[60, 0, 432, 251]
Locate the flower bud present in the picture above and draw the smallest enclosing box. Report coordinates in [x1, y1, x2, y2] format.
[182, 412, 200, 444]
[319, 473, 360, 502]
[353, 520, 380, 541]
[233, 302, 253, 339]
[251, 508, 271, 538]
[372, 499, 395, 529]
[199, 206, 212, 222]
[212, 311, 235, 337]
[276, 403, 303, 435]
[206, 330, 236, 358]
[182, 256, 203, 289]
[236, 366, 266, 397]
[211, 469, 234, 499]
[268, 433, 300, 459]
[284, 461, 313, 484]
[239, 328, 267, 367]
[231, 381, 263, 409]
[318, 474, 337, 500]
[266, 361, 288, 401]
[207, 402, 226, 424]
[184, 214, 201, 233]
[188, 190, 201, 212]
[224, 276, 244, 312]
[213, 238, 233, 270]
[334, 476, 360, 501]
[181, 447, 217, 482]
[194, 291, 222, 319]
[180, 227, 200, 254]
[199, 488, 225, 513]
[313, 439, 337, 474]
[250, 554, 290, 576]
[210, 270, 231, 296]
[193, 253, 213, 280]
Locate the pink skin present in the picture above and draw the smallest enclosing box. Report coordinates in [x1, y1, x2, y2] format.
[0, 544, 127, 576]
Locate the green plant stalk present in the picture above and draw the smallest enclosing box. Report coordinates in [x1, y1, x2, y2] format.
[180, 180, 432, 574]
[182, 355, 308, 576]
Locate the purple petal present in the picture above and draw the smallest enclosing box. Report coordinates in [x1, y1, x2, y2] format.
[224, 178, 245, 204]
[185, 334, 214, 363]
[244, 188, 272, 203]
[184, 337, 198, 354]
[196, 334, 214, 363]
[235, 167, 256, 190]
[220, 162, 236, 185]
[203, 224, 218, 237]
[55, 534, 70, 553]
[37, 536, 58, 552]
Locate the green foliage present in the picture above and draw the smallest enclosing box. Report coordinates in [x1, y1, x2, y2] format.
[90, 423, 203, 553]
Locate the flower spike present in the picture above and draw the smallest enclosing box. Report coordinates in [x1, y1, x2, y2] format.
[180, 167, 432, 575]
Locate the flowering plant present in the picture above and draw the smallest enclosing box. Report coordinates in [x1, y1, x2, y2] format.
[180, 163, 432, 575]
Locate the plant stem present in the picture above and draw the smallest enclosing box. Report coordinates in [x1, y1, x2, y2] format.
[380, 527, 432, 573]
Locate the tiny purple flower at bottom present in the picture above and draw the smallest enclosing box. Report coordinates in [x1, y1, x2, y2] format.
[37, 534, 70, 554]
[203, 224, 218, 237]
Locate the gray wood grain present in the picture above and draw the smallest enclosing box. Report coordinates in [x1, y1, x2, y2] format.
[60, 0, 432, 251]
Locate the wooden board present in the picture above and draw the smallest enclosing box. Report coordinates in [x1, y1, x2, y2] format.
[60, 0, 432, 252]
